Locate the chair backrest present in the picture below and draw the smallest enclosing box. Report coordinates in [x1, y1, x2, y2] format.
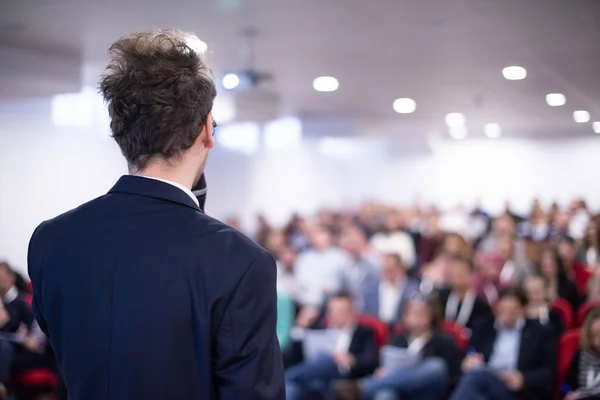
[556, 328, 581, 400]
[440, 320, 470, 351]
[577, 300, 600, 327]
[356, 314, 389, 349]
[551, 298, 574, 329]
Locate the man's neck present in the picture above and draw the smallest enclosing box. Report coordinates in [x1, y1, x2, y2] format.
[135, 162, 198, 190]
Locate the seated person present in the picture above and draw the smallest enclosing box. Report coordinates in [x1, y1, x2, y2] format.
[0, 262, 53, 399]
[285, 292, 378, 400]
[523, 274, 564, 337]
[362, 253, 419, 327]
[564, 308, 600, 399]
[450, 286, 557, 400]
[438, 257, 492, 332]
[337, 295, 459, 400]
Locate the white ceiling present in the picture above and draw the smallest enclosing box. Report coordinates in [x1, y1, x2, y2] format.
[1, 0, 600, 138]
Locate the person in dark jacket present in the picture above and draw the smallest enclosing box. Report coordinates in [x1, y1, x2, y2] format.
[450, 286, 557, 400]
[285, 292, 378, 400]
[523, 274, 565, 337]
[538, 245, 582, 312]
[337, 295, 459, 400]
[564, 308, 600, 399]
[438, 256, 492, 332]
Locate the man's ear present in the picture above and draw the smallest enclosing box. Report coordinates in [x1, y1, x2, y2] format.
[200, 111, 215, 149]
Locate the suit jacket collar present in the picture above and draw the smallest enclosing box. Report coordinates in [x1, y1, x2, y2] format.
[108, 175, 200, 212]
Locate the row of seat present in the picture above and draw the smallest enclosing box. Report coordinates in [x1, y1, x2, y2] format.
[353, 313, 591, 400]
[550, 298, 600, 329]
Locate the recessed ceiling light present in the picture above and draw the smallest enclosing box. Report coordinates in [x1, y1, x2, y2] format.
[445, 112, 466, 127]
[574, 110, 591, 123]
[449, 126, 468, 140]
[222, 73, 240, 90]
[593, 121, 600, 134]
[393, 98, 417, 114]
[484, 123, 502, 138]
[546, 93, 566, 107]
[502, 66, 527, 80]
[313, 76, 339, 92]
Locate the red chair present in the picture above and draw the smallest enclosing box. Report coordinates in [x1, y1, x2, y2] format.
[576, 300, 600, 327]
[555, 328, 580, 399]
[551, 298, 574, 329]
[440, 320, 470, 351]
[356, 314, 389, 349]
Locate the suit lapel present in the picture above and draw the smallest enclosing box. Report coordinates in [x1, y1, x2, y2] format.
[517, 321, 531, 370]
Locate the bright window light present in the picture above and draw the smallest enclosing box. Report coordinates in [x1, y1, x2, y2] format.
[393, 98, 417, 114]
[51, 89, 96, 128]
[313, 76, 339, 92]
[573, 110, 591, 123]
[502, 66, 527, 80]
[593, 121, 600, 134]
[263, 117, 303, 150]
[449, 126, 468, 140]
[212, 94, 236, 124]
[546, 93, 566, 107]
[445, 112, 466, 127]
[216, 122, 260, 155]
[317, 137, 361, 158]
[184, 34, 208, 54]
[484, 123, 502, 138]
[222, 73, 240, 90]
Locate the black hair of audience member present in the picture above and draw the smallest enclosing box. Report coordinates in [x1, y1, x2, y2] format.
[539, 244, 571, 283]
[559, 235, 577, 247]
[0, 261, 29, 293]
[329, 290, 355, 304]
[497, 285, 528, 307]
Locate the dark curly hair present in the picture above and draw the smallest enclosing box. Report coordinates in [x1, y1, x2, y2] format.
[99, 30, 217, 171]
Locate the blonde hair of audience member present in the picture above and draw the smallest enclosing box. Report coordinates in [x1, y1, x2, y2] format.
[523, 275, 549, 319]
[580, 308, 600, 351]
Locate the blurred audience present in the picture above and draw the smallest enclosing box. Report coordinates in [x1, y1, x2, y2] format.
[370, 214, 416, 269]
[361, 253, 419, 327]
[0, 262, 55, 400]
[523, 274, 565, 337]
[450, 287, 557, 400]
[337, 296, 458, 400]
[284, 293, 378, 400]
[564, 308, 600, 399]
[5, 196, 600, 399]
[537, 245, 583, 312]
[438, 257, 492, 332]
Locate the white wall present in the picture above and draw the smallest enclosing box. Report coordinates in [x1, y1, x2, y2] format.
[1, 97, 600, 275]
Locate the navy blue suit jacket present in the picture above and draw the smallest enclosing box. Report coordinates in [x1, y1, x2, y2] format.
[27, 176, 285, 400]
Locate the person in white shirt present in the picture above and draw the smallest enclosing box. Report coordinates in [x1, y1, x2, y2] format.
[284, 293, 378, 400]
[362, 254, 420, 326]
[294, 224, 354, 330]
[338, 225, 380, 313]
[370, 214, 417, 269]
